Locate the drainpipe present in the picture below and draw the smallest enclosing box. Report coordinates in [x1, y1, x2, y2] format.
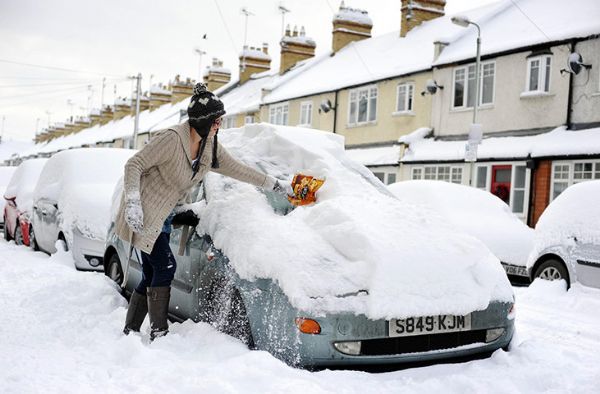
[332, 90, 339, 134]
[566, 40, 576, 130]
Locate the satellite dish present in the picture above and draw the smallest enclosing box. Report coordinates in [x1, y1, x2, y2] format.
[320, 99, 333, 113]
[568, 52, 592, 75]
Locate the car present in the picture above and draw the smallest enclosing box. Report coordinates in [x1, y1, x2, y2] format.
[528, 180, 600, 289]
[104, 124, 514, 368]
[0, 165, 18, 235]
[3, 159, 48, 247]
[32, 148, 135, 270]
[388, 180, 534, 285]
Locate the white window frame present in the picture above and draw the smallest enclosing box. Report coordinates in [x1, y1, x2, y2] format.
[244, 115, 255, 125]
[395, 82, 415, 114]
[452, 61, 496, 109]
[550, 159, 600, 201]
[372, 170, 397, 185]
[525, 55, 552, 93]
[348, 85, 378, 126]
[222, 115, 236, 129]
[411, 165, 464, 184]
[269, 102, 289, 125]
[298, 101, 313, 127]
[474, 162, 531, 219]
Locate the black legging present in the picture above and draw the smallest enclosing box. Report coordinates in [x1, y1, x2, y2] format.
[135, 232, 177, 294]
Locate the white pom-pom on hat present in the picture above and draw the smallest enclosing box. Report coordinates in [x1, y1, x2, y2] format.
[193, 82, 208, 96]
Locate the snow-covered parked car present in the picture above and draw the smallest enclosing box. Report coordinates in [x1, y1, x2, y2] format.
[388, 180, 534, 284]
[0, 165, 18, 233]
[3, 158, 48, 246]
[32, 148, 135, 270]
[528, 181, 600, 289]
[104, 124, 515, 367]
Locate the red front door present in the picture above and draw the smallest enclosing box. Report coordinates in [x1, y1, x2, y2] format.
[491, 165, 512, 204]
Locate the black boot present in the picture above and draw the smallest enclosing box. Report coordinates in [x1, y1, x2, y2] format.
[123, 290, 148, 335]
[147, 286, 170, 341]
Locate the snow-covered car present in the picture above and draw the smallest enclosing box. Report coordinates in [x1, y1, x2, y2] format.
[104, 124, 514, 367]
[0, 165, 18, 233]
[3, 159, 48, 247]
[388, 180, 534, 284]
[528, 181, 600, 289]
[32, 148, 135, 270]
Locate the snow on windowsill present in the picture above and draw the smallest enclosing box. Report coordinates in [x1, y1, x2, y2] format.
[346, 120, 377, 129]
[520, 91, 554, 99]
[450, 104, 494, 114]
[392, 111, 416, 117]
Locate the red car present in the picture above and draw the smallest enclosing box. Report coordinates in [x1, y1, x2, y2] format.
[3, 159, 47, 247]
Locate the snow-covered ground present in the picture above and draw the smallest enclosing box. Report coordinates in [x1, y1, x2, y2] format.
[1, 239, 599, 394]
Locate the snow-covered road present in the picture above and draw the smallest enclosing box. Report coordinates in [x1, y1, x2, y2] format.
[1, 240, 599, 394]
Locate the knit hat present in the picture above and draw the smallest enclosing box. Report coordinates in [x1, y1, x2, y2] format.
[187, 83, 225, 170]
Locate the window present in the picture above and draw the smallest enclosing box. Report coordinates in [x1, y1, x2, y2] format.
[412, 165, 463, 184]
[373, 172, 385, 183]
[348, 85, 377, 125]
[299, 101, 313, 126]
[512, 165, 526, 214]
[453, 62, 495, 108]
[372, 171, 396, 185]
[269, 103, 289, 125]
[222, 116, 236, 129]
[526, 55, 551, 93]
[552, 160, 600, 200]
[244, 115, 255, 124]
[387, 173, 396, 184]
[396, 83, 414, 113]
[476, 166, 488, 190]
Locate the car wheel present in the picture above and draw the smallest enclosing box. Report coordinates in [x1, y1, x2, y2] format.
[29, 226, 40, 251]
[106, 253, 124, 286]
[534, 258, 569, 287]
[14, 223, 24, 246]
[206, 277, 254, 348]
[3, 217, 11, 241]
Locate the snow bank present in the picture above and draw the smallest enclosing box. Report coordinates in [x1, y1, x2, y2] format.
[33, 149, 135, 244]
[4, 159, 48, 217]
[197, 124, 513, 319]
[528, 181, 600, 267]
[388, 181, 534, 267]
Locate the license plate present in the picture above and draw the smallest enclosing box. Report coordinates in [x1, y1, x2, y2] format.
[389, 314, 472, 337]
[503, 264, 528, 277]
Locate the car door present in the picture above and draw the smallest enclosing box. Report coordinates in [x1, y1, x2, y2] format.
[168, 225, 197, 320]
[573, 242, 600, 288]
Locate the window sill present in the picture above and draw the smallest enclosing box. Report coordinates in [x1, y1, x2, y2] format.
[450, 105, 494, 114]
[297, 123, 312, 128]
[346, 121, 378, 129]
[520, 91, 554, 99]
[392, 111, 415, 117]
[591, 92, 600, 97]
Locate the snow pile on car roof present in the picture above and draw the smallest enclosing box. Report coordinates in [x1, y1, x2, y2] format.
[528, 181, 600, 268]
[4, 158, 48, 216]
[388, 180, 534, 267]
[33, 149, 135, 244]
[199, 124, 513, 319]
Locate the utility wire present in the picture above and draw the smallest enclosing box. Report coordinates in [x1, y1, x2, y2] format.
[0, 58, 128, 78]
[212, 0, 240, 55]
[0, 77, 128, 89]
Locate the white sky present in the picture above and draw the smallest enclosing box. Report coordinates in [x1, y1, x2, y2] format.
[0, 0, 498, 141]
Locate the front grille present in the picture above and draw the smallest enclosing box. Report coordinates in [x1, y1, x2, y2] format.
[360, 330, 487, 356]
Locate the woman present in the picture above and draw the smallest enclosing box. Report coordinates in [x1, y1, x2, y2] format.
[115, 83, 288, 340]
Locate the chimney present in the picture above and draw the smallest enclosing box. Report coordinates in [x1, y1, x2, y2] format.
[433, 40, 449, 60]
[239, 44, 272, 84]
[331, 2, 373, 53]
[147, 83, 172, 111]
[401, 0, 446, 37]
[113, 98, 132, 120]
[89, 109, 102, 126]
[203, 58, 232, 91]
[73, 116, 91, 133]
[279, 25, 316, 74]
[100, 105, 113, 125]
[169, 75, 194, 103]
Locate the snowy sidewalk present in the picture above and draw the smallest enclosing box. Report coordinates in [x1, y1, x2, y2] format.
[1, 239, 599, 393]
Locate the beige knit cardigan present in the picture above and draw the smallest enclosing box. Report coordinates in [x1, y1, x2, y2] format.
[115, 122, 269, 254]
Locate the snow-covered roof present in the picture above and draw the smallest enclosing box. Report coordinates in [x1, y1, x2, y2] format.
[333, 4, 373, 26]
[281, 34, 317, 47]
[219, 73, 278, 116]
[434, 0, 600, 66]
[345, 145, 401, 166]
[401, 126, 600, 162]
[240, 47, 271, 61]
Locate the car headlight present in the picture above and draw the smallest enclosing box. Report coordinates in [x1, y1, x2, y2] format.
[333, 341, 362, 355]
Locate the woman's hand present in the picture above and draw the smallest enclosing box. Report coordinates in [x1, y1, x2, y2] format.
[125, 192, 144, 233]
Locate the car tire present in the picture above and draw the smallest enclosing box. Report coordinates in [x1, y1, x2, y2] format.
[534, 258, 570, 287]
[106, 252, 124, 286]
[206, 277, 254, 348]
[3, 217, 11, 241]
[29, 226, 40, 251]
[14, 223, 23, 246]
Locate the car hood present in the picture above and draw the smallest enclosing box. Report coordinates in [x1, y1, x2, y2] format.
[194, 124, 513, 320]
[59, 184, 115, 242]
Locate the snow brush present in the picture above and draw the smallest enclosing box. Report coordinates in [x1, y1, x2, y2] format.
[287, 174, 325, 206]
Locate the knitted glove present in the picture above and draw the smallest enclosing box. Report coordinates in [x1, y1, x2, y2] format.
[124, 192, 144, 233]
[268, 176, 293, 197]
[172, 210, 199, 227]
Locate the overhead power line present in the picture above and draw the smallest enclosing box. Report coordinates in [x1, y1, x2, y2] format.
[0, 58, 128, 78]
